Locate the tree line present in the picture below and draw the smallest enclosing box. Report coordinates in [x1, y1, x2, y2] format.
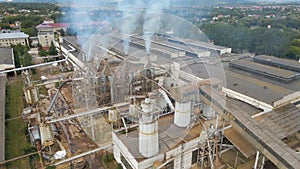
[201, 22, 300, 59]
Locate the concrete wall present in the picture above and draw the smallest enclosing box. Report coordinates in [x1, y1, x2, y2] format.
[113, 131, 201, 169]
[139, 154, 164, 169]
[112, 132, 139, 169]
[274, 91, 300, 108]
[38, 31, 55, 48]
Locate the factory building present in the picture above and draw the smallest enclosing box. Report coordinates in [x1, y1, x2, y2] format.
[229, 58, 300, 83]
[167, 37, 232, 55]
[0, 11, 297, 169]
[50, 30, 300, 169]
[253, 55, 300, 73]
[0, 31, 29, 48]
[36, 19, 69, 48]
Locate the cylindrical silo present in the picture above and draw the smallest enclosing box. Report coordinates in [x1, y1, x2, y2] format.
[139, 97, 159, 158]
[174, 101, 191, 127]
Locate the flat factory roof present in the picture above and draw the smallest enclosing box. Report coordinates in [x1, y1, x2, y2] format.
[0, 47, 13, 65]
[168, 37, 231, 51]
[254, 55, 300, 72]
[116, 96, 262, 161]
[0, 32, 29, 39]
[0, 47, 14, 71]
[116, 114, 203, 161]
[230, 59, 299, 79]
[189, 62, 296, 105]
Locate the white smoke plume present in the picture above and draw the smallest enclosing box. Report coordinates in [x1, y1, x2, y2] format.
[118, 0, 171, 55]
[118, 0, 144, 55]
[143, 0, 171, 54]
[59, 0, 110, 61]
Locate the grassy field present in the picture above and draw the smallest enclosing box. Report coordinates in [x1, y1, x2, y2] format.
[5, 77, 31, 169]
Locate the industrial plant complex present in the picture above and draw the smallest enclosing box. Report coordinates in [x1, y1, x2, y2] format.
[0, 14, 300, 169]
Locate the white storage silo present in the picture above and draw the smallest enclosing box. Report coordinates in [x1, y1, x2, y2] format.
[139, 97, 159, 158]
[174, 101, 191, 127]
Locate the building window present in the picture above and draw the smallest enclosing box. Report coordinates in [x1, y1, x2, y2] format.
[192, 149, 198, 164]
[121, 153, 133, 169]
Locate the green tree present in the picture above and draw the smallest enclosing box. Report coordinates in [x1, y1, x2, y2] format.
[39, 50, 48, 57]
[22, 52, 32, 67]
[201, 22, 293, 57]
[12, 43, 31, 68]
[0, 23, 10, 29]
[48, 42, 58, 55]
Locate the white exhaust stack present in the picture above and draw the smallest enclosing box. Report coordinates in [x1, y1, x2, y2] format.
[139, 97, 159, 158]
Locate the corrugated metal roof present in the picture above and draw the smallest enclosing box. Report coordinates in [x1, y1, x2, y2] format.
[0, 32, 29, 39]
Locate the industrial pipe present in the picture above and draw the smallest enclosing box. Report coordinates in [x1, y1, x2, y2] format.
[0, 59, 67, 74]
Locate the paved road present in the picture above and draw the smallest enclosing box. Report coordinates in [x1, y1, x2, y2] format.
[0, 74, 6, 162]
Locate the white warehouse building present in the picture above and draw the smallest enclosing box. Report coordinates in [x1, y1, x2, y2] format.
[0, 32, 29, 48]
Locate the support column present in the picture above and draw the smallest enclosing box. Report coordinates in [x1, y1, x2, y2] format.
[260, 156, 265, 169]
[254, 151, 260, 169]
[90, 115, 95, 141]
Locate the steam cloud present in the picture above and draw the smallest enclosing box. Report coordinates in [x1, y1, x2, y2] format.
[118, 0, 171, 55]
[62, 0, 171, 59]
[60, 0, 108, 61]
[118, 0, 144, 55]
[143, 0, 171, 54]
